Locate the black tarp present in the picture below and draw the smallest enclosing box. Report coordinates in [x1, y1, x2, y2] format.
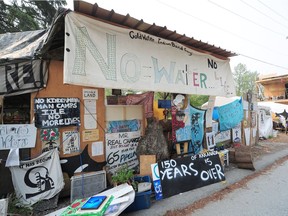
[0, 8, 69, 96]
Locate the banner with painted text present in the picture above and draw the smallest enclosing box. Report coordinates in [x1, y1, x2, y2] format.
[0, 60, 48, 96]
[64, 12, 235, 97]
[9, 149, 64, 206]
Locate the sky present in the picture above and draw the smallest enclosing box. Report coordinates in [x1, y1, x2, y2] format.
[66, 0, 288, 77]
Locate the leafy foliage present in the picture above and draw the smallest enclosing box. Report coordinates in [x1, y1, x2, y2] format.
[0, 0, 67, 33]
[111, 164, 134, 185]
[154, 92, 209, 108]
[232, 63, 259, 96]
[189, 94, 209, 108]
[7, 193, 33, 216]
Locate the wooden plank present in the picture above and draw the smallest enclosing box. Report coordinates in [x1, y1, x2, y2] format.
[140, 155, 156, 176]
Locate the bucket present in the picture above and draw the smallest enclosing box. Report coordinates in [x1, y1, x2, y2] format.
[272, 130, 278, 138]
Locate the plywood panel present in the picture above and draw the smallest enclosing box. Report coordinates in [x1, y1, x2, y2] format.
[105, 105, 145, 135]
[105, 106, 125, 120]
[106, 105, 143, 121]
[126, 106, 144, 119]
[140, 155, 156, 177]
[31, 60, 106, 162]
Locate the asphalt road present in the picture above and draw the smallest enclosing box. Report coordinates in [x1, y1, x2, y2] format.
[191, 159, 288, 216]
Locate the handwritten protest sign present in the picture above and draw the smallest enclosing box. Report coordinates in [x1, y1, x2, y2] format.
[0, 124, 36, 150]
[105, 131, 140, 174]
[34, 97, 80, 128]
[158, 151, 225, 198]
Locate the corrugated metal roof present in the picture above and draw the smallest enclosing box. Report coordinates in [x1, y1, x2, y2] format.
[73, 1, 237, 60]
[256, 74, 288, 84]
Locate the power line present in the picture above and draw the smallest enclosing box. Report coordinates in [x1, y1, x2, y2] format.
[156, 0, 288, 56]
[238, 53, 288, 71]
[257, 0, 288, 23]
[208, 0, 287, 38]
[240, 0, 288, 31]
[156, 0, 288, 72]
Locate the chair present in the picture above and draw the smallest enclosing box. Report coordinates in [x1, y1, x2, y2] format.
[206, 132, 229, 167]
[175, 140, 189, 157]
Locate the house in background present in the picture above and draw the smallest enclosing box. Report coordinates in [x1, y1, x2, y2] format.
[256, 74, 288, 133]
[256, 74, 288, 105]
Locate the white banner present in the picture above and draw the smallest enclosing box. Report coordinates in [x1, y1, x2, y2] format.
[9, 149, 64, 206]
[64, 12, 235, 97]
[258, 107, 273, 138]
[0, 124, 37, 150]
[105, 131, 140, 174]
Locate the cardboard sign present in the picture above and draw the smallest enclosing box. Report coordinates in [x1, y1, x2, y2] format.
[105, 131, 140, 174]
[158, 151, 225, 198]
[0, 124, 37, 150]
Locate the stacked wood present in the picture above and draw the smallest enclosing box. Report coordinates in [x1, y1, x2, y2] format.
[235, 146, 255, 170]
[228, 148, 236, 163]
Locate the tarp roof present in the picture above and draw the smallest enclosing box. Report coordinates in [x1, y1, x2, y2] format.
[0, 8, 68, 64]
[258, 101, 288, 114]
[0, 30, 46, 62]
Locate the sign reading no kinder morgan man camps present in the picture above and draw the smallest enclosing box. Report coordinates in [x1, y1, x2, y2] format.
[34, 97, 80, 128]
[158, 151, 225, 198]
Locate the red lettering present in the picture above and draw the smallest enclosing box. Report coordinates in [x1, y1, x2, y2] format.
[193, 72, 199, 86]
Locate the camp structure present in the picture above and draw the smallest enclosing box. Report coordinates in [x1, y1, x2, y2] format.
[0, 1, 245, 213]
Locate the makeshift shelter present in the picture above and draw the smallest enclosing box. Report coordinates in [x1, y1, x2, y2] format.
[258, 101, 288, 132]
[0, 1, 240, 211]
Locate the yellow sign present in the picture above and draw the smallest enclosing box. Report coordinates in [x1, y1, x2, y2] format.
[82, 129, 99, 142]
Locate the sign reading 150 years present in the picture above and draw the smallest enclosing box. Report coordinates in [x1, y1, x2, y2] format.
[158, 151, 225, 198]
[34, 98, 80, 128]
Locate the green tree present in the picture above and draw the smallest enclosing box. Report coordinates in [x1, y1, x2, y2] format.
[0, 0, 67, 33]
[154, 92, 208, 108]
[233, 63, 259, 96]
[189, 94, 209, 108]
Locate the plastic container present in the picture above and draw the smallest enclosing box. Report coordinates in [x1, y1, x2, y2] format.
[124, 175, 152, 212]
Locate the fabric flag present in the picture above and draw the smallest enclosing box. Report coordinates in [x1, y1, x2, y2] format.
[5, 148, 20, 167]
[126, 92, 154, 118]
[218, 98, 244, 131]
[188, 105, 205, 154]
[9, 149, 64, 206]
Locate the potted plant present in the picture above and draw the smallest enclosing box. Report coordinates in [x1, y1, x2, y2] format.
[111, 165, 138, 191]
